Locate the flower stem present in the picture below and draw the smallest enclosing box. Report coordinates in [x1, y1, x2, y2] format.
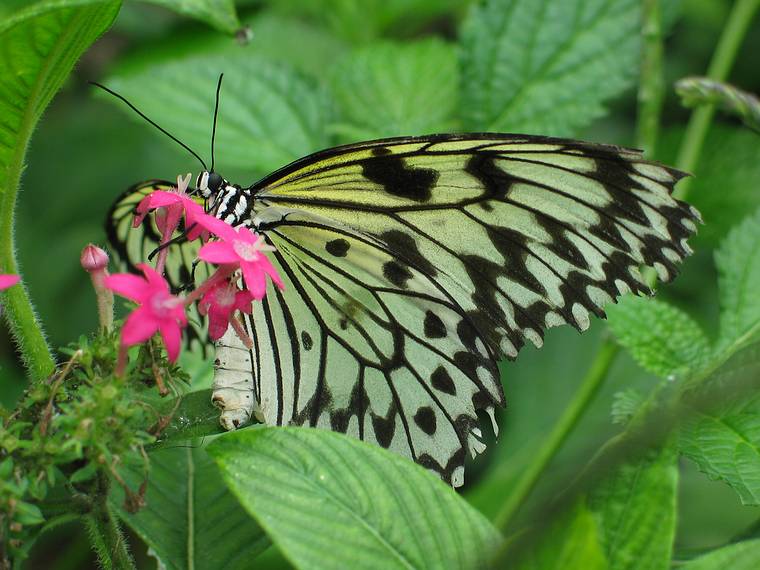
[674, 0, 760, 198]
[493, 340, 620, 533]
[637, 0, 665, 155]
[83, 473, 136, 570]
[0, 120, 56, 382]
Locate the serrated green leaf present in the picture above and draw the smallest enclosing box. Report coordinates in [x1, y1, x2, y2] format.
[680, 539, 760, 570]
[105, 53, 330, 178]
[112, 446, 269, 570]
[715, 208, 760, 355]
[589, 444, 678, 570]
[329, 39, 459, 142]
[460, 0, 640, 135]
[208, 427, 502, 570]
[513, 502, 608, 570]
[607, 296, 710, 379]
[139, 0, 239, 34]
[679, 344, 760, 505]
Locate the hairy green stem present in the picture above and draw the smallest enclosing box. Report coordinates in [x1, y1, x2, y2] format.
[83, 474, 136, 570]
[675, 0, 760, 197]
[0, 47, 57, 381]
[637, 0, 665, 155]
[494, 341, 620, 533]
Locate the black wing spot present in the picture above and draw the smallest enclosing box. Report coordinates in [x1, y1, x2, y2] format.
[379, 230, 438, 278]
[414, 407, 437, 436]
[465, 154, 516, 200]
[383, 261, 413, 288]
[301, 331, 313, 351]
[371, 146, 391, 156]
[371, 406, 397, 448]
[431, 366, 457, 396]
[423, 310, 446, 339]
[362, 154, 438, 202]
[325, 238, 350, 257]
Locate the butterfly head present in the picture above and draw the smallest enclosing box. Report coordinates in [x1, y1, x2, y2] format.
[197, 171, 226, 198]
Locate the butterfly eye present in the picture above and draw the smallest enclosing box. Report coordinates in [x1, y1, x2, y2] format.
[208, 172, 224, 192]
[197, 171, 211, 196]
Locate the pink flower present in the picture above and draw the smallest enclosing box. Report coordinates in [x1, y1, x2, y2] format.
[198, 225, 282, 299]
[198, 279, 254, 341]
[104, 264, 187, 362]
[0, 275, 20, 290]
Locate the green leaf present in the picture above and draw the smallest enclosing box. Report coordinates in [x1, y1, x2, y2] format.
[105, 52, 331, 178]
[265, 0, 467, 44]
[139, 0, 239, 34]
[668, 126, 760, 248]
[589, 444, 678, 570]
[0, 0, 120, 380]
[679, 344, 760, 505]
[208, 427, 503, 570]
[112, 446, 269, 570]
[329, 39, 459, 141]
[154, 389, 225, 445]
[513, 502, 607, 570]
[715, 208, 760, 355]
[680, 539, 760, 570]
[460, 0, 641, 135]
[606, 296, 710, 379]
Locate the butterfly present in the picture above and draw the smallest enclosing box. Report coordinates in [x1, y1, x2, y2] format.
[106, 129, 699, 487]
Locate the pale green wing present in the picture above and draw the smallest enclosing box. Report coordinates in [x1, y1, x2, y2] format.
[212, 133, 698, 486]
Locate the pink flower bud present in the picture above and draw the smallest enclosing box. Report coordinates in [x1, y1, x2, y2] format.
[80, 244, 110, 272]
[80, 244, 113, 332]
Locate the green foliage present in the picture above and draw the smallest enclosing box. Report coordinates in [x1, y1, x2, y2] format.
[678, 344, 760, 505]
[264, 0, 468, 44]
[106, 52, 330, 177]
[679, 539, 760, 570]
[715, 208, 760, 354]
[607, 296, 711, 379]
[208, 427, 503, 570]
[460, 0, 641, 135]
[329, 39, 459, 141]
[111, 446, 269, 570]
[512, 502, 607, 570]
[140, 0, 240, 34]
[588, 445, 678, 570]
[0, 0, 120, 380]
[2, 0, 760, 568]
[0, 331, 185, 565]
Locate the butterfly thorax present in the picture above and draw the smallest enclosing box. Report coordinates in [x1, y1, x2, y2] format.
[197, 170, 252, 227]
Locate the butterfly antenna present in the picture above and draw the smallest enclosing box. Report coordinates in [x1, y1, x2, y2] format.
[90, 81, 208, 171]
[210, 73, 224, 173]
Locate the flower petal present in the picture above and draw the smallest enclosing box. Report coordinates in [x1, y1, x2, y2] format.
[241, 263, 268, 299]
[159, 320, 183, 362]
[0, 274, 20, 290]
[137, 263, 170, 293]
[197, 214, 238, 241]
[199, 241, 240, 264]
[104, 273, 151, 302]
[121, 307, 159, 346]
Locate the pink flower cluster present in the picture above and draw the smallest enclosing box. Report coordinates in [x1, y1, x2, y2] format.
[101, 174, 283, 372]
[0, 275, 20, 291]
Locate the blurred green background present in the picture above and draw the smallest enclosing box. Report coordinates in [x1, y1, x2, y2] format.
[1, 0, 759, 567]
